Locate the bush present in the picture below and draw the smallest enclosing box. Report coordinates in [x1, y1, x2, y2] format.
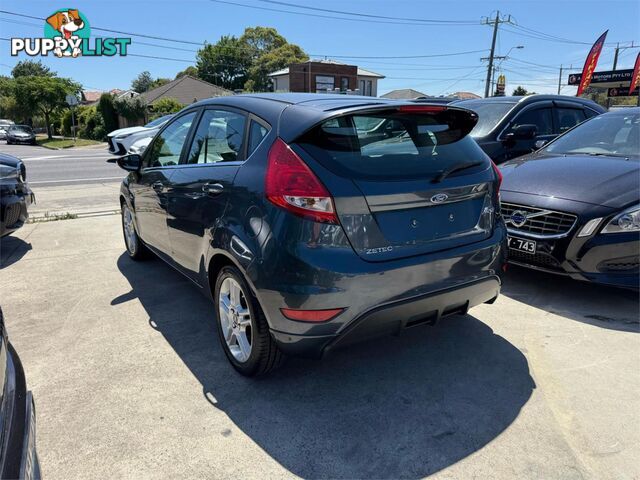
[77, 106, 105, 140]
[150, 97, 183, 116]
[114, 96, 147, 121]
[97, 93, 119, 134]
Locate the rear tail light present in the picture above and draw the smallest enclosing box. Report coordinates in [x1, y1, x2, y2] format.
[398, 105, 447, 113]
[280, 307, 345, 322]
[491, 161, 502, 192]
[265, 138, 338, 224]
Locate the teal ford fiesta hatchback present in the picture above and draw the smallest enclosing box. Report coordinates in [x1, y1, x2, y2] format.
[113, 94, 507, 376]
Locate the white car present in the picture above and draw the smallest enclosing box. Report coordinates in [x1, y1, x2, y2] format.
[107, 114, 173, 154]
[0, 119, 15, 141]
[128, 136, 152, 155]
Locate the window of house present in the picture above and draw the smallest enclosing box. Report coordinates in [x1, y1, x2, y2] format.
[340, 77, 349, 92]
[359, 79, 366, 95]
[316, 75, 335, 93]
[366, 80, 373, 96]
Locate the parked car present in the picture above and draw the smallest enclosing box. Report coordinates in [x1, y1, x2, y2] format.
[500, 108, 639, 289]
[0, 119, 15, 140]
[1, 154, 33, 237]
[453, 95, 605, 163]
[5, 125, 36, 146]
[113, 93, 506, 376]
[127, 136, 152, 155]
[107, 114, 174, 155]
[0, 307, 40, 480]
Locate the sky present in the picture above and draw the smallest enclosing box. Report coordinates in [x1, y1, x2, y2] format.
[1, 0, 639, 97]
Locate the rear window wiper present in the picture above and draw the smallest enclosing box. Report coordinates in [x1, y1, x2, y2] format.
[432, 161, 483, 183]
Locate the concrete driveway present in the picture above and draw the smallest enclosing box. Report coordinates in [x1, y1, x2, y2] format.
[0, 215, 638, 479]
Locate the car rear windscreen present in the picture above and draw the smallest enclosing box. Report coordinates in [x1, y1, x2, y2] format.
[297, 110, 488, 180]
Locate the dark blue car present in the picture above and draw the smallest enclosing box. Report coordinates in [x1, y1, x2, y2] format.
[114, 94, 506, 376]
[500, 108, 640, 289]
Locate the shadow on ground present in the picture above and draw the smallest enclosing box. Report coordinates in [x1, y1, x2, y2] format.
[113, 253, 535, 479]
[502, 265, 639, 333]
[0, 235, 32, 269]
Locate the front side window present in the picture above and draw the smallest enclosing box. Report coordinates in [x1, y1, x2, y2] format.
[146, 112, 196, 168]
[556, 107, 586, 133]
[185, 110, 247, 164]
[316, 75, 334, 93]
[508, 107, 553, 136]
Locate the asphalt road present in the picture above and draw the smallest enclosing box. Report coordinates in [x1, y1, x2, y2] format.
[0, 143, 124, 187]
[1, 215, 638, 479]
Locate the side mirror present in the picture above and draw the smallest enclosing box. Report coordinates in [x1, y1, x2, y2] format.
[510, 124, 538, 140]
[534, 139, 548, 150]
[109, 154, 141, 172]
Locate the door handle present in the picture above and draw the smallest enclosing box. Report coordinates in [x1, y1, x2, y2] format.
[203, 183, 224, 196]
[152, 181, 165, 193]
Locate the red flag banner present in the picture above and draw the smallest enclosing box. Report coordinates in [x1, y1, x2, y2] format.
[629, 53, 640, 96]
[576, 30, 608, 97]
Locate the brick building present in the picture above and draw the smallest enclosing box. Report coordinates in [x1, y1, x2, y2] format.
[268, 59, 384, 96]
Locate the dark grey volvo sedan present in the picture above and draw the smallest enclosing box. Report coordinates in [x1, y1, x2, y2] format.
[113, 94, 506, 376]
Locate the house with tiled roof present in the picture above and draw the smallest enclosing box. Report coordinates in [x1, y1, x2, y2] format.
[139, 75, 233, 106]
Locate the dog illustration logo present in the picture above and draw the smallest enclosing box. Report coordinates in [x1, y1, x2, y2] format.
[46, 9, 86, 57]
[10, 9, 130, 58]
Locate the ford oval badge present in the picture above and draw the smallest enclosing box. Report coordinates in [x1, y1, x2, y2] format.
[431, 193, 449, 203]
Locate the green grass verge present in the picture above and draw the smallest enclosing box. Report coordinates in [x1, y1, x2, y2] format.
[36, 138, 104, 149]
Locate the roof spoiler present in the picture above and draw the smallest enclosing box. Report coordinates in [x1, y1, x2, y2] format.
[280, 103, 479, 145]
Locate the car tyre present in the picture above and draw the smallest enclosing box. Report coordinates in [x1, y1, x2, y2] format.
[214, 266, 283, 376]
[121, 203, 151, 260]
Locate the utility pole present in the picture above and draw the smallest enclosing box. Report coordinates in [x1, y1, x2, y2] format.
[482, 11, 512, 98]
[606, 43, 621, 108]
[557, 65, 563, 94]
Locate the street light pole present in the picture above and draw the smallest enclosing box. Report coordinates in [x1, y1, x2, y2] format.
[557, 65, 563, 95]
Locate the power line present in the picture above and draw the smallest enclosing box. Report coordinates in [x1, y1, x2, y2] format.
[210, 0, 477, 26]
[255, 0, 478, 24]
[0, 10, 204, 45]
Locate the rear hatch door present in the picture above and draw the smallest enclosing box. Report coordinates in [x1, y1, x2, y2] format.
[293, 105, 499, 262]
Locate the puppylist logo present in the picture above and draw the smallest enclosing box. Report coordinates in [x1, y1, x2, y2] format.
[11, 9, 131, 58]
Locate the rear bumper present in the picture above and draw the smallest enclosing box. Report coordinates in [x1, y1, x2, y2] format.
[271, 276, 501, 357]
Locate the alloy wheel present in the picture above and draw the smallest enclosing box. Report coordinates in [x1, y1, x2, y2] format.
[122, 205, 137, 254]
[218, 277, 253, 362]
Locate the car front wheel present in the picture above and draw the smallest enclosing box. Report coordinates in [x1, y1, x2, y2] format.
[121, 203, 150, 260]
[214, 266, 283, 376]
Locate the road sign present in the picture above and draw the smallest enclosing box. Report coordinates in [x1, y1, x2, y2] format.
[65, 94, 79, 106]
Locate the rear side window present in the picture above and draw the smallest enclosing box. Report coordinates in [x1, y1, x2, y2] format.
[184, 109, 246, 164]
[247, 120, 269, 157]
[297, 109, 486, 180]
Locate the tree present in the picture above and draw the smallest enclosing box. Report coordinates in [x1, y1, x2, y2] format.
[151, 97, 183, 115]
[175, 66, 198, 79]
[131, 71, 154, 93]
[149, 78, 171, 90]
[239, 27, 308, 92]
[13, 76, 81, 138]
[247, 43, 308, 92]
[97, 93, 119, 134]
[512, 86, 530, 96]
[196, 36, 250, 90]
[12, 60, 54, 78]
